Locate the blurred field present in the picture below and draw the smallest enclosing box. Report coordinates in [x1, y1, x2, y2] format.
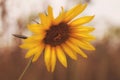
[0, 0, 120, 80]
[0, 31, 120, 80]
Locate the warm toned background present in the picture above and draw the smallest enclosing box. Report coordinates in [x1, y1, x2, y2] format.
[0, 0, 120, 80]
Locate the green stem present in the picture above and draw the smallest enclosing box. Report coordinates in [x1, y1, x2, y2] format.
[18, 56, 33, 80]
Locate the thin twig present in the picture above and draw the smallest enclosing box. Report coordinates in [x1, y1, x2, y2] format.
[18, 56, 34, 80]
[32, 19, 39, 24]
[13, 34, 28, 39]
[13, 34, 31, 80]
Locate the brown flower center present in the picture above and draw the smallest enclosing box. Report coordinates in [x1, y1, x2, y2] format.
[44, 22, 69, 46]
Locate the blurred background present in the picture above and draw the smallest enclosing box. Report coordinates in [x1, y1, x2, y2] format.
[0, 0, 120, 80]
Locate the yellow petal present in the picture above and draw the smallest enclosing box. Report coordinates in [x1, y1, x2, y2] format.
[71, 26, 95, 33]
[84, 37, 96, 41]
[39, 13, 46, 24]
[48, 5, 54, 21]
[65, 4, 81, 18]
[20, 42, 39, 49]
[69, 37, 95, 50]
[22, 34, 45, 43]
[69, 16, 94, 26]
[25, 46, 41, 59]
[65, 40, 87, 58]
[51, 47, 56, 72]
[53, 7, 65, 25]
[71, 33, 95, 40]
[44, 45, 51, 71]
[76, 49, 87, 58]
[20, 35, 44, 49]
[32, 44, 45, 62]
[29, 34, 45, 40]
[44, 46, 56, 72]
[56, 46, 67, 67]
[64, 4, 87, 22]
[39, 13, 51, 29]
[61, 43, 77, 60]
[27, 24, 44, 33]
[80, 40, 95, 50]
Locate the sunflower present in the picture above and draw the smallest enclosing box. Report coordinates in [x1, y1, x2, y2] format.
[20, 4, 95, 72]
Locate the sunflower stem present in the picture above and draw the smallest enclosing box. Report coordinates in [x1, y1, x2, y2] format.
[18, 56, 33, 80]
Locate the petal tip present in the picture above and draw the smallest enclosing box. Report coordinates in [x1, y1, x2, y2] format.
[25, 54, 30, 59]
[32, 58, 37, 62]
[83, 55, 88, 59]
[19, 45, 24, 49]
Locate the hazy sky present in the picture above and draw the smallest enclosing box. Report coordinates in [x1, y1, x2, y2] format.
[9, 0, 120, 38]
[88, 0, 120, 38]
[0, 0, 120, 47]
